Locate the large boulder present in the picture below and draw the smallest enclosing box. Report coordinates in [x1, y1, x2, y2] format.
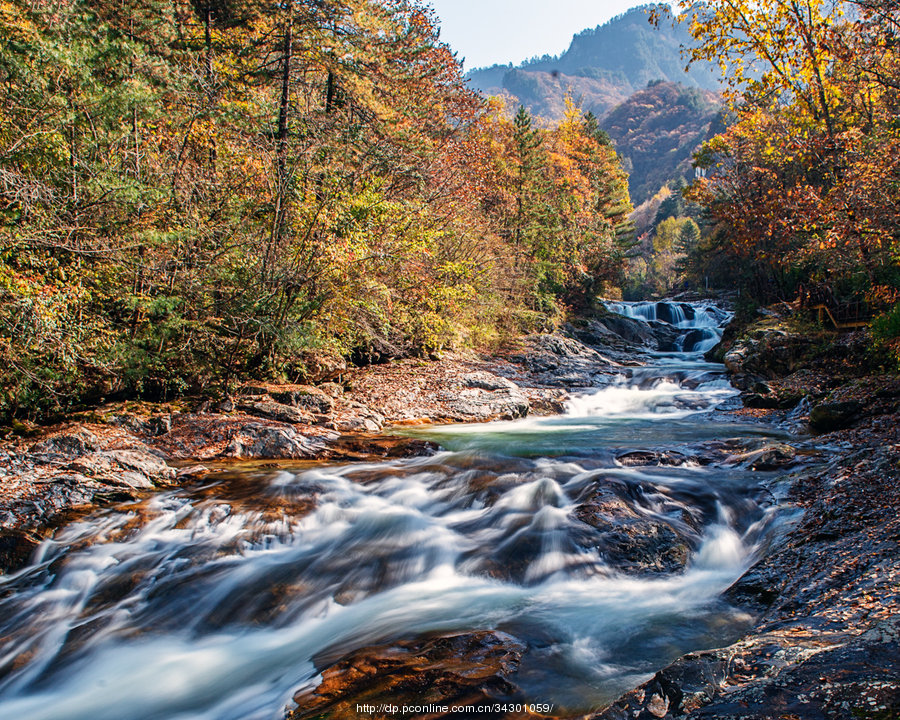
[238, 384, 334, 414]
[443, 386, 530, 422]
[225, 423, 328, 459]
[28, 428, 100, 461]
[513, 333, 615, 387]
[332, 401, 386, 432]
[66, 449, 176, 488]
[596, 314, 658, 347]
[721, 325, 815, 379]
[573, 485, 704, 575]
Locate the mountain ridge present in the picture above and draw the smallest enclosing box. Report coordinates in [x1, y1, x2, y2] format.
[466, 4, 720, 121]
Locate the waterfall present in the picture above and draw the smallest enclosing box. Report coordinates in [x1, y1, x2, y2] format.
[604, 299, 731, 355]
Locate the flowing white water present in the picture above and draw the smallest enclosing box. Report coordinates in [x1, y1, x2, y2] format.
[604, 300, 731, 354]
[0, 301, 785, 719]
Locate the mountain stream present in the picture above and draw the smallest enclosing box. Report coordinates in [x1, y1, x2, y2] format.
[0, 301, 791, 719]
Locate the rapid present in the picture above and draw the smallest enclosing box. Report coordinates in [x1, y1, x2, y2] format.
[0, 300, 790, 719]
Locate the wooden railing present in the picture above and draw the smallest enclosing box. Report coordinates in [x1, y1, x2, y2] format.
[807, 300, 872, 330]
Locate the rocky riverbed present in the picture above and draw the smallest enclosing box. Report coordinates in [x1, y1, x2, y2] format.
[595, 307, 900, 720]
[1, 300, 898, 720]
[0, 308, 661, 569]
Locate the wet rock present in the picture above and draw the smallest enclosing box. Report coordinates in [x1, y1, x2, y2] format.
[597, 313, 658, 347]
[569, 318, 626, 347]
[225, 422, 325, 459]
[328, 435, 439, 460]
[724, 563, 786, 610]
[810, 400, 863, 432]
[0, 529, 41, 573]
[525, 388, 569, 415]
[604, 522, 692, 574]
[615, 451, 694, 467]
[574, 487, 701, 574]
[595, 648, 731, 720]
[738, 444, 800, 471]
[648, 320, 681, 352]
[740, 391, 781, 409]
[289, 631, 526, 720]
[175, 464, 211, 480]
[597, 621, 900, 720]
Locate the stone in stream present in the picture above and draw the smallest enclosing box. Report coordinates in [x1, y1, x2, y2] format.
[573, 486, 703, 574]
[0, 529, 41, 573]
[745, 444, 801, 472]
[327, 434, 439, 460]
[615, 451, 699, 467]
[289, 631, 527, 720]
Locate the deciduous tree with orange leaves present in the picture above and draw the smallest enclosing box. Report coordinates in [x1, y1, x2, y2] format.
[682, 0, 900, 308]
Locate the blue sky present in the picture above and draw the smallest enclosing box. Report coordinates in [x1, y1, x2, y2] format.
[427, 1, 664, 70]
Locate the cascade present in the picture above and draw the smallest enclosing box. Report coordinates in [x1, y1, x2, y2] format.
[0, 299, 782, 720]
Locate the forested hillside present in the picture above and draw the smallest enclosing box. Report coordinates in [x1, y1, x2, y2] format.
[603, 81, 721, 205]
[466, 4, 720, 120]
[0, 0, 632, 422]
[684, 0, 900, 312]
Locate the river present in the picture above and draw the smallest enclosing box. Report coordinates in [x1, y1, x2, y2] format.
[0, 301, 791, 719]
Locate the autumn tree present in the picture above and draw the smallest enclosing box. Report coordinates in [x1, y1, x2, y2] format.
[681, 0, 900, 302]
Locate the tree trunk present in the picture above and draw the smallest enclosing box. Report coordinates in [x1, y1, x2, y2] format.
[269, 0, 294, 266]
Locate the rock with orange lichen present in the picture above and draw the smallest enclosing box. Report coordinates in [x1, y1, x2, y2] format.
[289, 632, 527, 720]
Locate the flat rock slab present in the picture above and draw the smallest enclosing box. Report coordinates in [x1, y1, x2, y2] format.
[345, 357, 536, 424]
[290, 631, 527, 720]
